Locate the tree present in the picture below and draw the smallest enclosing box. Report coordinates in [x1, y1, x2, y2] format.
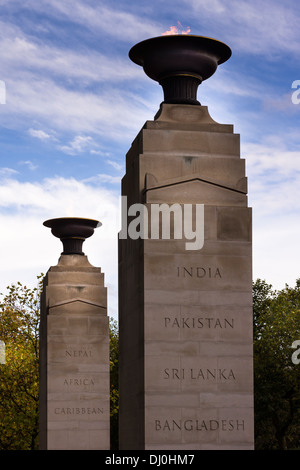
[254, 279, 300, 449]
[0, 277, 42, 450]
[2, 273, 299, 450]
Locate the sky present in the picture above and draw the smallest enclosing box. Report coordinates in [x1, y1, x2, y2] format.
[0, 0, 299, 321]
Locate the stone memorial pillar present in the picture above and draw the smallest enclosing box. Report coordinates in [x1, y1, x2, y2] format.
[119, 35, 254, 449]
[40, 217, 110, 450]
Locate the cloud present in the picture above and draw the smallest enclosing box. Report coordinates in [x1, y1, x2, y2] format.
[252, 211, 299, 290]
[90, 150, 111, 157]
[0, 0, 298, 302]
[0, 13, 157, 141]
[59, 135, 94, 155]
[0, 174, 120, 318]
[83, 174, 121, 185]
[107, 160, 124, 171]
[0, 173, 119, 215]
[18, 160, 38, 171]
[244, 140, 300, 179]
[239, 137, 300, 289]
[0, 28, 140, 84]
[28, 128, 53, 140]
[21, 0, 161, 42]
[185, 0, 300, 56]
[0, 167, 18, 177]
[263, 92, 300, 114]
[205, 69, 263, 100]
[0, 71, 156, 142]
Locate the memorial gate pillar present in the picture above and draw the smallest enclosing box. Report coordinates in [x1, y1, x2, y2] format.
[119, 35, 254, 450]
[40, 217, 110, 450]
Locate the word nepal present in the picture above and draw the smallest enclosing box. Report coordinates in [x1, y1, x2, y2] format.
[119, 196, 204, 251]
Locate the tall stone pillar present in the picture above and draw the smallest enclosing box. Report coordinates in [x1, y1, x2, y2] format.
[119, 35, 254, 450]
[40, 218, 110, 450]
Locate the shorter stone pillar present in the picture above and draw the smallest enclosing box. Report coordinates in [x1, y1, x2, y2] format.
[39, 218, 110, 450]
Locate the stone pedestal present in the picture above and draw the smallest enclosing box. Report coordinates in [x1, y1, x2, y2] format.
[39, 254, 110, 450]
[119, 104, 254, 450]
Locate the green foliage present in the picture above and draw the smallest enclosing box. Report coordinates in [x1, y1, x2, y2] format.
[1, 273, 299, 451]
[0, 276, 43, 450]
[254, 278, 300, 449]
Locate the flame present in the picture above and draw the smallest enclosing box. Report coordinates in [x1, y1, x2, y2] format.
[162, 21, 191, 36]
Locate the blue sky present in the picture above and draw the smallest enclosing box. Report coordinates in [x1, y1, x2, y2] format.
[0, 0, 299, 320]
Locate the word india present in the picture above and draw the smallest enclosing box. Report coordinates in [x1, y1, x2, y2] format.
[119, 196, 204, 251]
